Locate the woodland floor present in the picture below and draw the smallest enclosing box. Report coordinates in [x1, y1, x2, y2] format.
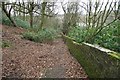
[1, 24, 87, 78]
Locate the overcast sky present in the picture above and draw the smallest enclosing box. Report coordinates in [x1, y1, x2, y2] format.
[9, 0, 118, 2]
[8, 0, 119, 14]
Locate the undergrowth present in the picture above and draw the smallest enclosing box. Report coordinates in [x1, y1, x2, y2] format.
[0, 11, 30, 29]
[1, 40, 11, 48]
[22, 28, 58, 43]
[68, 21, 120, 53]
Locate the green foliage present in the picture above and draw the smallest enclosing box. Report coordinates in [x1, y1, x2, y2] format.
[22, 31, 37, 41]
[68, 26, 88, 43]
[14, 18, 30, 28]
[94, 21, 120, 52]
[22, 28, 58, 43]
[68, 21, 120, 52]
[0, 12, 13, 26]
[63, 35, 120, 78]
[1, 40, 11, 48]
[0, 11, 30, 28]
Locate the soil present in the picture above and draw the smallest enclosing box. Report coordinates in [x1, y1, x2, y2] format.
[1, 24, 88, 79]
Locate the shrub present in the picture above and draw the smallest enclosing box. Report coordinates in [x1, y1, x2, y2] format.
[22, 28, 58, 43]
[22, 31, 37, 41]
[68, 26, 88, 43]
[0, 12, 13, 26]
[68, 21, 120, 52]
[1, 40, 11, 48]
[94, 21, 120, 52]
[0, 11, 30, 28]
[14, 18, 30, 29]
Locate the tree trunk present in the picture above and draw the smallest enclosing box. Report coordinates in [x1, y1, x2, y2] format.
[29, 12, 33, 27]
[40, 2, 47, 29]
[29, 2, 35, 28]
[23, 2, 25, 21]
[2, 2, 17, 27]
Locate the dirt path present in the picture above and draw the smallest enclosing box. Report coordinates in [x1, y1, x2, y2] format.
[1, 24, 87, 78]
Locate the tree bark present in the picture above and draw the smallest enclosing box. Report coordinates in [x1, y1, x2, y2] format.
[2, 2, 17, 27]
[29, 12, 33, 27]
[40, 2, 47, 29]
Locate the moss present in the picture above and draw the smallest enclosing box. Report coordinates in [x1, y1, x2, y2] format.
[70, 46, 101, 77]
[63, 35, 101, 77]
[108, 52, 120, 60]
[63, 35, 120, 78]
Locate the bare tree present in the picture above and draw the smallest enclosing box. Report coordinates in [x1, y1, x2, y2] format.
[79, 0, 119, 42]
[39, 1, 58, 29]
[2, 2, 17, 27]
[12, 1, 38, 27]
[11, 0, 57, 29]
[40, 2, 47, 29]
[61, 1, 79, 35]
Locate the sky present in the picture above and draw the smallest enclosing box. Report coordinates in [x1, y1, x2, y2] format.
[8, 0, 118, 2]
[7, 0, 119, 14]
